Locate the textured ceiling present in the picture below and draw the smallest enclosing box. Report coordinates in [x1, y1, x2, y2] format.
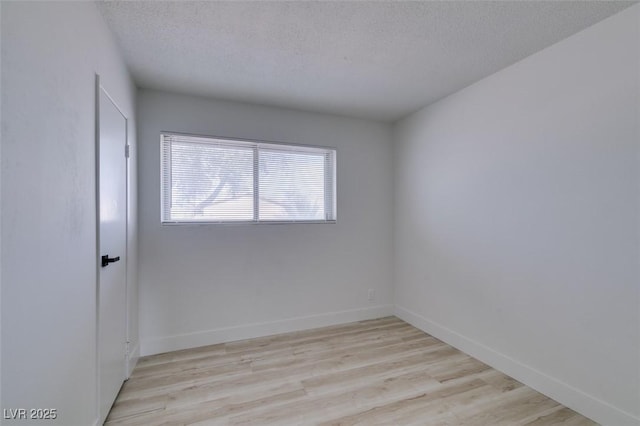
[97, 1, 635, 122]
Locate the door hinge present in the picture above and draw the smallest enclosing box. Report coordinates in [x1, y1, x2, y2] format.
[125, 144, 130, 158]
[125, 341, 130, 358]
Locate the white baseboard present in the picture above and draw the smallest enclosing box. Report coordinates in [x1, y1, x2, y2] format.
[126, 342, 140, 378]
[395, 305, 639, 426]
[141, 304, 394, 357]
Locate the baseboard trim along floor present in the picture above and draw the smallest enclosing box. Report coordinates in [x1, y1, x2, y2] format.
[395, 306, 638, 426]
[110, 316, 598, 425]
[140, 304, 395, 356]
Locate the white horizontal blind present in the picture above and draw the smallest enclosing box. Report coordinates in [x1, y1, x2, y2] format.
[259, 148, 325, 221]
[161, 133, 336, 223]
[161, 134, 254, 222]
[324, 149, 336, 221]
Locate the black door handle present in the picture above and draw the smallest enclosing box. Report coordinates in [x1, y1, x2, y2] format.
[101, 255, 121, 268]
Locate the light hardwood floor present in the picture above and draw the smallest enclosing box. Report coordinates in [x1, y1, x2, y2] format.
[106, 317, 597, 425]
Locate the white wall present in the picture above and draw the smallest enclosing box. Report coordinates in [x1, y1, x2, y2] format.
[1, 2, 138, 425]
[138, 90, 394, 355]
[0, 1, 4, 412]
[394, 5, 639, 426]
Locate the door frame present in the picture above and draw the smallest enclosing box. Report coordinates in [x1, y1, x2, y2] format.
[95, 73, 131, 424]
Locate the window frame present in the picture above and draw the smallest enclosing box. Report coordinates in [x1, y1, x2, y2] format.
[160, 131, 337, 225]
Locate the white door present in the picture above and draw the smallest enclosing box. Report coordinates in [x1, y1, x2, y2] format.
[97, 81, 128, 424]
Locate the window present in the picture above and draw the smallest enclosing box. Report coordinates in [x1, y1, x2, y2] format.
[161, 133, 336, 223]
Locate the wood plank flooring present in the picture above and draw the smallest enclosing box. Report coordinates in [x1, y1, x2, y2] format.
[106, 317, 597, 425]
